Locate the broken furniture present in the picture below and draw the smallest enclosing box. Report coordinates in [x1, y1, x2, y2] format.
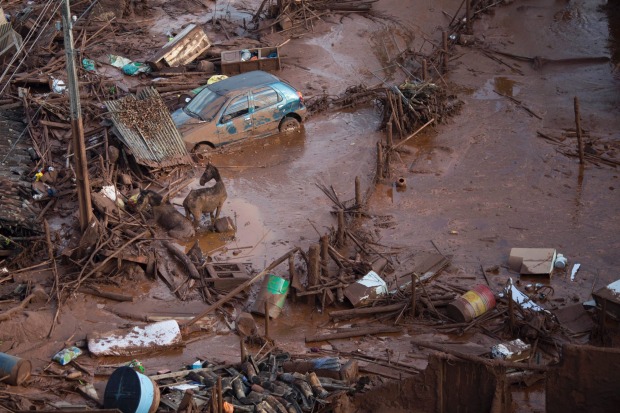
[221, 46, 281, 76]
[147, 23, 211, 70]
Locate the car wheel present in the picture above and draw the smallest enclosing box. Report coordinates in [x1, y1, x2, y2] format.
[192, 143, 211, 160]
[279, 116, 300, 133]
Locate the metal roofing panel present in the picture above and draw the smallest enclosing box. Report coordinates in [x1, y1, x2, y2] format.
[104, 88, 192, 168]
[0, 22, 23, 58]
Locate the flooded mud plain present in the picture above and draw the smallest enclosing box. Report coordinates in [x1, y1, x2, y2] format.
[1, 0, 619, 412]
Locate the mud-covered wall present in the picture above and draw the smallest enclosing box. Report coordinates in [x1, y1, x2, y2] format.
[345, 374, 433, 413]
[346, 352, 510, 413]
[546, 344, 620, 413]
[426, 353, 510, 413]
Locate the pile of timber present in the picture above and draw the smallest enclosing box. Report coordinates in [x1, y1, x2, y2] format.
[254, 0, 377, 34]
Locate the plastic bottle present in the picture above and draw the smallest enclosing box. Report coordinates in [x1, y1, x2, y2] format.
[554, 254, 567, 269]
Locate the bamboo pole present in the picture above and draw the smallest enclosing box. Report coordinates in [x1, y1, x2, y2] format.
[337, 210, 345, 247]
[376, 142, 384, 181]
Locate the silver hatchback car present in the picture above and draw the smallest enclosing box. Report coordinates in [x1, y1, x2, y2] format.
[172, 71, 307, 154]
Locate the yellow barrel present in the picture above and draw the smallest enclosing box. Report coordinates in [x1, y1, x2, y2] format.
[447, 285, 496, 322]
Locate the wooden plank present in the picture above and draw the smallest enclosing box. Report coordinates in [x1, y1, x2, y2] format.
[149, 365, 225, 380]
[101, 249, 148, 264]
[329, 302, 406, 319]
[305, 326, 403, 342]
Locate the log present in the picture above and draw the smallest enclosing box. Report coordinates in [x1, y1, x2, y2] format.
[183, 247, 299, 328]
[329, 302, 406, 319]
[39, 119, 71, 129]
[79, 287, 135, 302]
[305, 326, 402, 342]
[163, 240, 201, 280]
[308, 245, 320, 288]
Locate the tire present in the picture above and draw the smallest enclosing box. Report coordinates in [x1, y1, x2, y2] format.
[279, 116, 301, 133]
[192, 143, 212, 160]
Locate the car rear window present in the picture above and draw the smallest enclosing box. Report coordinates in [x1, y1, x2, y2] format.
[252, 87, 281, 109]
[186, 88, 227, 121]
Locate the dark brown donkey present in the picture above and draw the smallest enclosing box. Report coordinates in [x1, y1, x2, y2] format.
[183, 163, 228, 227]
[140, 190, 195, 239]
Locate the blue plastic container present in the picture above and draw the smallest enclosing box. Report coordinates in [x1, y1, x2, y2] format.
[0, 352, 31, 386]
[103, 366, 160, 413]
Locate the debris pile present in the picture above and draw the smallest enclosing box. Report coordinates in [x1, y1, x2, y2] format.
[147, 352, 358, 412]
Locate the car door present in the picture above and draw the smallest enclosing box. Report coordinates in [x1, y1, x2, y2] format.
[250, 86, 283, 138]
[216, 93, 252, 145]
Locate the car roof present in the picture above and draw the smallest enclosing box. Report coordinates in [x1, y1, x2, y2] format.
[208, 71, 281, 95]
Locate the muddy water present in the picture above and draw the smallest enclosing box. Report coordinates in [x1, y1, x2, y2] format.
[162, 2, 617, 411]
[362, 0, 618, 411]
[180, 107, 383, 265]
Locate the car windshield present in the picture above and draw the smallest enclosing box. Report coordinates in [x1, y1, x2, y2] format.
[184, 88, 227, 121]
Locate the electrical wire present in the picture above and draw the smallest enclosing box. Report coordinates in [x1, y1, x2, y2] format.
[1, 0, 101, 164]
[1, 0, 102, 97]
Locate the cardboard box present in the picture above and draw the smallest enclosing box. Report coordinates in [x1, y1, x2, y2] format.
[508, 248, 557, 275]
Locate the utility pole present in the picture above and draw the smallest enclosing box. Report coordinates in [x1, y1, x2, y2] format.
[62, 0, 92, 231]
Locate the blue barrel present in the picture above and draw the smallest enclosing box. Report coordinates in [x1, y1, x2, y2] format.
[0, 352, 31, 386]
[103, 366, 160, 413]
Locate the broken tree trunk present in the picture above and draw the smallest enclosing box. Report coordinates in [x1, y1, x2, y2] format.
[163, 240, 201, 280]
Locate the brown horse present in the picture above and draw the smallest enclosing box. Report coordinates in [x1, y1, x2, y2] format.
[183, 163, 228, 227]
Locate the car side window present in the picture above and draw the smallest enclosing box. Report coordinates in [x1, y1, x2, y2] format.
[252, 87, 281, 110]
[222, 95, 250, 121]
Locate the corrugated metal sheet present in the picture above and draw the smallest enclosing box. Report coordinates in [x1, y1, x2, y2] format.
[0, 22, 23, 58]
[104, 88, 192, 168]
